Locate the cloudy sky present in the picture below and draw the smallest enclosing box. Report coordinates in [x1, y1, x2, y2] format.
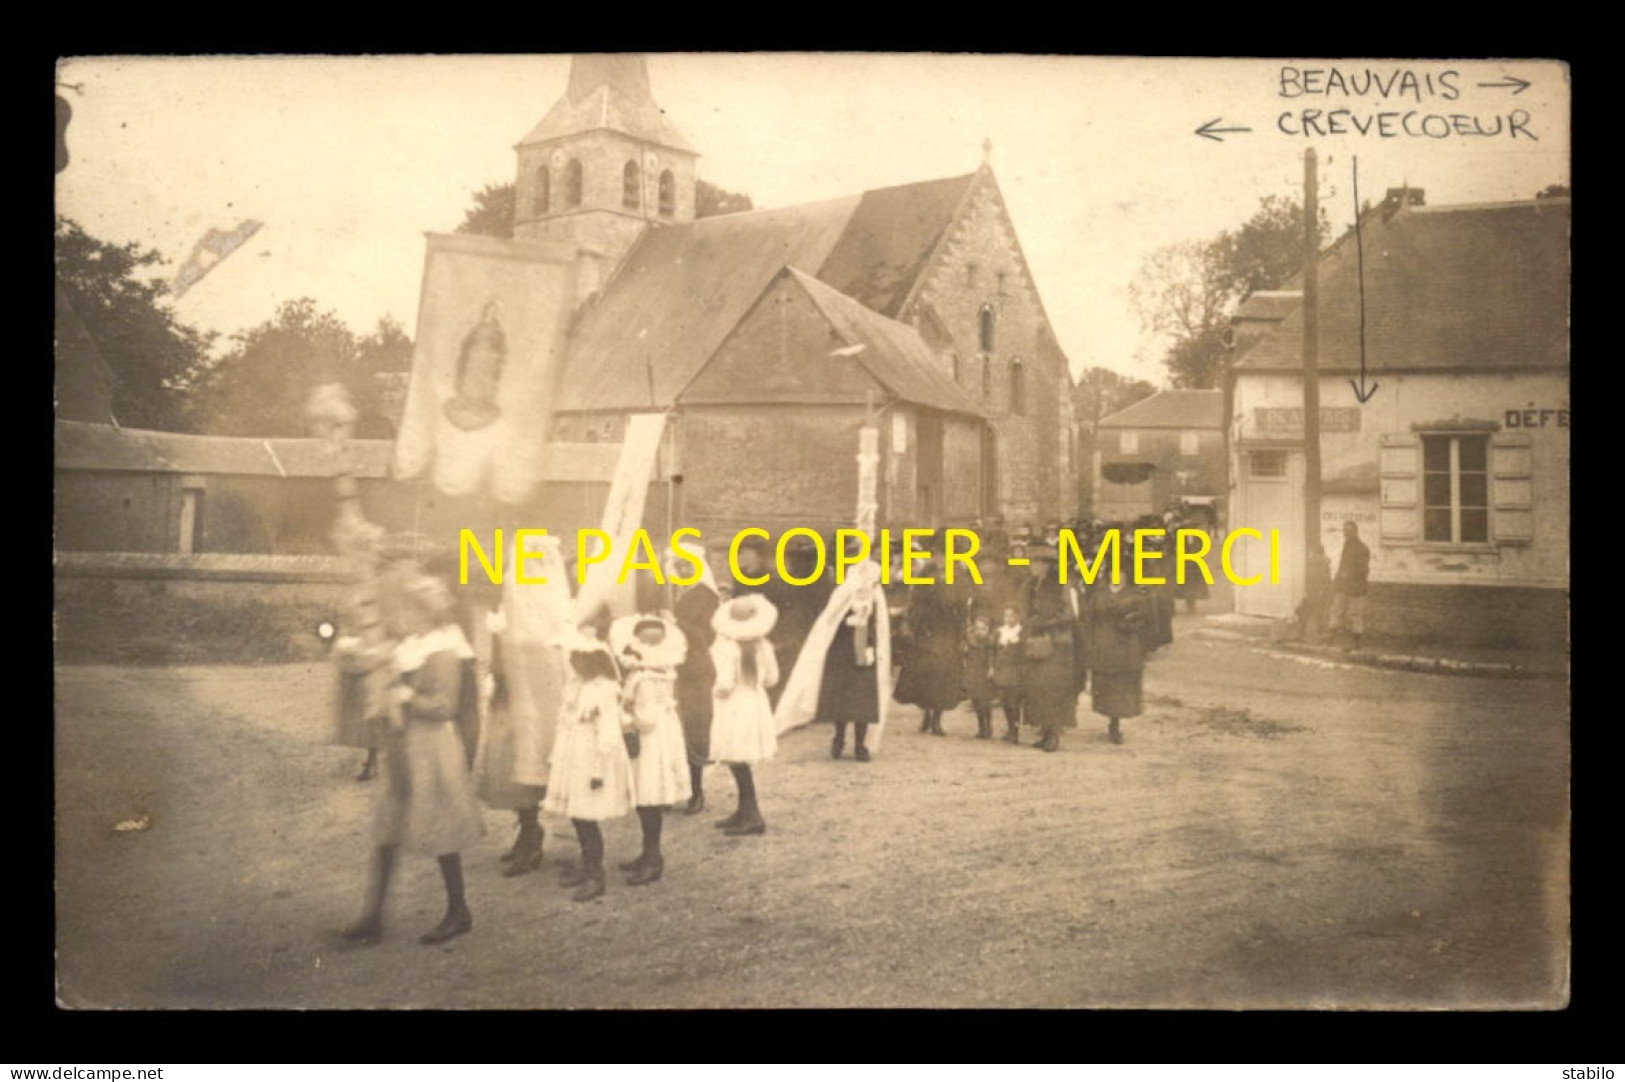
[55, 54, 1569, 385]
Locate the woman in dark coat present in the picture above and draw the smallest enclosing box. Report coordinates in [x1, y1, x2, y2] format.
[1017, 544, 1083, 753]
[891, 561, 965, 736]
[820, 562, 884, 762]
[663, 546, 720, 814]
[1084, 578, 1154, 744]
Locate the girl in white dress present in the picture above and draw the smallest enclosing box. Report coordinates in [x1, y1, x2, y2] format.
[543, 630, 635, 902]
[709, 595, 779, 837]
[609, 614, 691, 884]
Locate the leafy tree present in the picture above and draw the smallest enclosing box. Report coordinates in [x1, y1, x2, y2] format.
[1130, 194, 1329, 389]
[456, 182, 517, 239]
[188, 298, 406, 437]
[695, 178, 753, 217]
[454, 176, 756, 239]
[54, 216, 213, 430]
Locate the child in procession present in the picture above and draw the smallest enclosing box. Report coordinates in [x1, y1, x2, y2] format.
[610, 613, 692, 885]
[544, 629, 636, 902]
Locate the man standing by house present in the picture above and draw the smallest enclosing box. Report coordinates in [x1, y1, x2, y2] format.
[1328, 519, 1371, 649]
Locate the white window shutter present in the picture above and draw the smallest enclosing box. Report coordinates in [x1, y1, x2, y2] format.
[1491, 432, 1534, 544]
[1378, 433, 1419, 542]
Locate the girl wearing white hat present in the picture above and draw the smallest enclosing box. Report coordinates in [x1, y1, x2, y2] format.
[708, 594, 780, 836]
[544, 629, 636, 902]
[609, 613, 691, 884]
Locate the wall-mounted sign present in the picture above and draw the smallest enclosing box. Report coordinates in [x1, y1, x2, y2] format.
[1504, 408, 1569, 428]
[1255, 407, 1362, 432]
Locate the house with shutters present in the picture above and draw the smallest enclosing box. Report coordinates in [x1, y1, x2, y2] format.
[504, 54, 1076, 540]
[1092, 389, 1224, 525]
[1225, 188, 1569, 647]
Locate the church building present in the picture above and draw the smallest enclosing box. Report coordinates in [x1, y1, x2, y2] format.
[476, 55, 1077, 540]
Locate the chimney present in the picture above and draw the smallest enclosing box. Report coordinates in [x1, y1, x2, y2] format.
[1381, 186, 1425, 219]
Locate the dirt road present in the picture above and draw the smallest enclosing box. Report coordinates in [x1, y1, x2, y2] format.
[54, 619, 1568, 1009]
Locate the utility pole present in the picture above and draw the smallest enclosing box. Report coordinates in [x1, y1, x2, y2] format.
[1302, 148, 1324, 598]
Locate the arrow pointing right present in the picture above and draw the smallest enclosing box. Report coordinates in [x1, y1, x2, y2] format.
[1477, 74, 1532, 94]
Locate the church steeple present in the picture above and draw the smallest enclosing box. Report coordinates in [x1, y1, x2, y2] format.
[512, 54, 699, 266]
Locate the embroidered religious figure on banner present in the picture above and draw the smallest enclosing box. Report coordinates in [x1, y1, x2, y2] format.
[444, 300, 507, 432]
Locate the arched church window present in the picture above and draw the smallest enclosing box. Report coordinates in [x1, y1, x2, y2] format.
[1010, 357, 1026, 415]
[565, 159, 583, 208]
[533, 165, 551, 215]
[658, 170, 675, 217]
[623, 160, 641, 209]
[979, 304, 996, 353]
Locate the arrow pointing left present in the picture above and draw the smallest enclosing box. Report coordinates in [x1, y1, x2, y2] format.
[1195, 117, 1252, 142]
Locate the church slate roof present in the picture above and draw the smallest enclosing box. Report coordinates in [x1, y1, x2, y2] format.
[787, 269, 983, 416]
[815, 172, 978, 318]
[518, 54, 695, 153]
[559, 195, 862, 412]
[1235, 198, 1570, 373]
[558, 172, 989, 413]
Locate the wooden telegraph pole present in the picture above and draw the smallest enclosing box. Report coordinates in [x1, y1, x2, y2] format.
[1301, 148, 1324, 599]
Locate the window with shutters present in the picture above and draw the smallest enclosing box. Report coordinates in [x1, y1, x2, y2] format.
[1422, 434, 1489, 543]
[1380, 430, 1532, 547]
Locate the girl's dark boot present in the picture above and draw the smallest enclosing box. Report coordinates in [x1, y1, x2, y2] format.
[422, 854, 474, 944]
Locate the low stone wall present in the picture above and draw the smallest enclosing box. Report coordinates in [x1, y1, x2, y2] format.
[55, 554, 357, 664]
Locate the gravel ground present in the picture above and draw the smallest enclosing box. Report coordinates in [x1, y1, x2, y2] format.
[54, 621, 1569, 1010]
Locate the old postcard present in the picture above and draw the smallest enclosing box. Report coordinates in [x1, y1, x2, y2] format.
[53, 54, 1570, 1009]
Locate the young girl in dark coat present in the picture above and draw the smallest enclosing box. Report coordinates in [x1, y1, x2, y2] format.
[341, 570, 485, 946]
[992, 604, 1028, 744]
[963, 611, 998, 740]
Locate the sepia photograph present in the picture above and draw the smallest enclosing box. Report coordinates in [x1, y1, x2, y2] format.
[52, 53, 1570, 1010]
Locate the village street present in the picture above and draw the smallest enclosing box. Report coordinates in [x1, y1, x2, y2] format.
[54, 615, 1568, 1010]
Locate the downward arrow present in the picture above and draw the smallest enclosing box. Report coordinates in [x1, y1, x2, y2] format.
[1350, 378, 1380, 404]
[1195, 118, 1252, 142]
[1477, 74, 1532, 94]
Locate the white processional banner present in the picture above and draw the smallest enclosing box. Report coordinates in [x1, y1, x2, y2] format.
[572, 412, 668, 625]
[392, 232, 577, 504]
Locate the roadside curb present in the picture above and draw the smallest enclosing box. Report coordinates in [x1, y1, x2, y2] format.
[1257, 640, 1566, 682]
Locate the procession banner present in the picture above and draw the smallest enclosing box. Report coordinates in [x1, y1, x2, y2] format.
[773, 562, 892, 745]
[572, 412, 668, 624]
[494, 531, 572, 786]
[392, 232, 577, 504]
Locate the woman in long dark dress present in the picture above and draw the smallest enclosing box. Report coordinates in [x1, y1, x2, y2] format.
[663, 545, 720, 814]
[1017, 545, 1083, 753]
[821, 559, 884, 762]
[891, 561, 965, 736]
[1084, 578, 1154, 744]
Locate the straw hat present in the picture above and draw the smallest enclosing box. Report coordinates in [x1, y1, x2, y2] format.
[609, 613, 687, 669]
[711, 593, 778, 641]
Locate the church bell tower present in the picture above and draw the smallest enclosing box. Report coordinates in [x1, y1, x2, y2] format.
[513, 54, 699, 271]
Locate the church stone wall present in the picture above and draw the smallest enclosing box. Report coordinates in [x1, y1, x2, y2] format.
[901, 178, 1067, 529]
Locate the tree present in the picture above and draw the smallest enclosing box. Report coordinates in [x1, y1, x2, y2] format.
[456, 182, 516, 239]
[188, 298, 405, 437]
[1130, 193, 1329, 389]
[54, 216, 213, 430]
[454, 176, 756, 239]
[695, 178, 753, 218]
